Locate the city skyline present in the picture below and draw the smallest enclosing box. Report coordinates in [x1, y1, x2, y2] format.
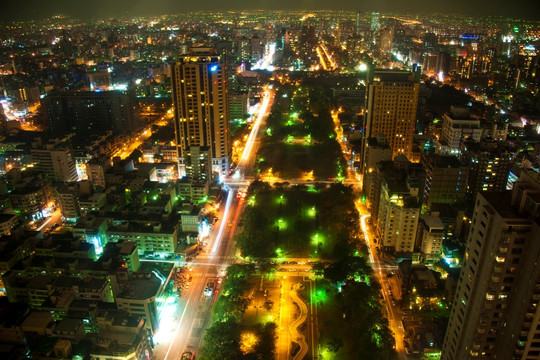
[0, 6, 539, 360]
[1, 0, 540, 22]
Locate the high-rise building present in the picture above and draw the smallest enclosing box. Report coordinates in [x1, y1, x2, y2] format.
[438, 106, 481, 156]
[30, 146, 78, 183]
[229, 91, 249, 122]
[362, 67, 421, 172]
[42, 90, 136, 137]
[172, 47, 230, 181]
[370, 12, 380, 33]
[377, 174, 421, 253]
[422, 153, 468, 210]
[378, 28, 393, 56]
[362, 134, 392, 209]
[356, 11, 362, 36]
[461, 140, 514, 200]
[183, 146, 212, 183]
[441, 170, 540, 360]
[374, 157, 424, 253]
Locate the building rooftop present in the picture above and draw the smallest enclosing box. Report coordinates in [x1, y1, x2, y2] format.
[54, 317, 82, 333]
[116, 272, 162, 301]
[21, 311, 54, 330]
[422, 215, 444, 230]
[482, 191, 522, 219]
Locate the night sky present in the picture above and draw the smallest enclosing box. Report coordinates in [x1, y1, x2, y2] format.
[1, 0, 539, 22]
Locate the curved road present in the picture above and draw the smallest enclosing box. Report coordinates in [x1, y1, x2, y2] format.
[290, 283, 308, 360]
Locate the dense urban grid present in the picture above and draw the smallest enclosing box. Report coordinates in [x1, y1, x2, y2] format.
[0, 9, 539, 360]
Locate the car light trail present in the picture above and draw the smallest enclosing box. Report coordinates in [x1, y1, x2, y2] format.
[163, 300, 190, 360]
[211, 190, 234, 255]
[360, 214, 375, 265]
[238, 89, 271, 168]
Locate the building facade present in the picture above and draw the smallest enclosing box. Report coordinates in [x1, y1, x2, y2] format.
[441, 170, 540, 360]
[422, 153, 468, 210]
[439, 106, 482, 155]
[362, 67, 421, 172]
[172, 47, 231, 180]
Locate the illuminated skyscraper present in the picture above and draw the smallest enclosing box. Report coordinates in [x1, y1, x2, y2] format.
[361, 67, 421, 172]
[356, 11, 361, 36]
[370, 12, 380, 33]
[441, 170, 540, 360]
[172, 47, 230, 181]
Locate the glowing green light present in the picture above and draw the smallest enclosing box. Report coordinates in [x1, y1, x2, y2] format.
[276, 218, 287, 231]
[307, 206, 316, 218]
[312, 288, 329, 304]
[247, 196, 256, 206]
[311, 232, 324, 246]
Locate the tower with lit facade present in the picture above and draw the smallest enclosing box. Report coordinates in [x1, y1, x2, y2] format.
[172, 47, 230, 181]
[441, 170, 540, 360]
[361, 67, 421, 173]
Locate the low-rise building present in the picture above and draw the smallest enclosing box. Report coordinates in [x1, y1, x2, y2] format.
[114, 271, 165, 334]
[78, 192, 107, 216]
[107, 221, 178, 257]
[91, 310, 153, 360]
[0, 213, 18, 236]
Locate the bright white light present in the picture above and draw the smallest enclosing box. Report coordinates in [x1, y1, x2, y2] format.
[360, 214, 375, 265]
[238, 90, 271, 168]
[109, 83, 128, 91]
[212, 191, 234, 255]
[135, 78, 142, 85]
[251, 43, 276, 71]
[358, 63, 368, 72]
[161, 300, 189, 358]
[438, 71, 444, 82]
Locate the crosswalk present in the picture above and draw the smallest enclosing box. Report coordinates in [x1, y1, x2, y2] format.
[192, 255, 236, 261]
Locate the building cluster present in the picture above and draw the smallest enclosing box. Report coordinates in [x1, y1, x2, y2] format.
[0, 9, 538, 360]
[0, 229, 164, 360]
[345, 64, 539, 357]
[357, 68, 522, 260]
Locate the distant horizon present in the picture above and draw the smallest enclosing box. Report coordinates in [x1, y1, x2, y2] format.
[1, 0, 539, 23]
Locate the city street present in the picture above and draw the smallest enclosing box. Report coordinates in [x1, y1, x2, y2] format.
[357, 206, 408, 360]
[153, 89, 274, 360]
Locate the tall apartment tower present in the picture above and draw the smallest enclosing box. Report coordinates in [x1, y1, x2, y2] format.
[362, 67, 421, 173]
[172, 47, 230, 181]
[441, 170, 540, 360]
[42, 90, 135, 137]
